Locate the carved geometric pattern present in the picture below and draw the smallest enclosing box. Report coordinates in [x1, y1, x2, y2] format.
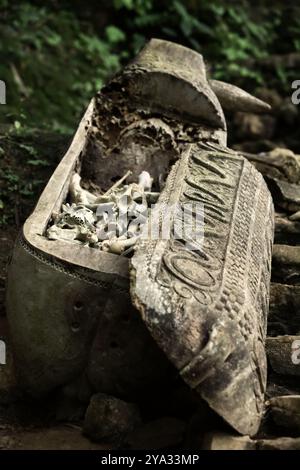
[131, 142, 274, 435]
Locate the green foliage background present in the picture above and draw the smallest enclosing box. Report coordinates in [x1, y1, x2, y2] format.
[1, 0, 300, 134]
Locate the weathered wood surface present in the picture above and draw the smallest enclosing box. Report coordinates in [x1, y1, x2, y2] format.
[131, 141, 274, 435]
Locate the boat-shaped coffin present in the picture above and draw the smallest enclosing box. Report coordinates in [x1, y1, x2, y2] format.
[7, 39, 274, 437]
[6, 38, 226, 398]
[5, 101, 176, 399]
[7, 40, 225, 399]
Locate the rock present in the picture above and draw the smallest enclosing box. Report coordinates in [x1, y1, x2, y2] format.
[201, 432, 256, 450]
[268, 283, 300, 336]
[266, 369, 300, 399]
[232, 140, 277, 155]
[274, 214, 300, 245]
[126, 417, 185, 450]
[272, 245, 300, 284]
[257, 437, 300, 450]
[267, 178, 300, 212]
[233, 112, 275, 140]
[268, 395, 300, 432]
[0, 426, 110, 450]
[245, 148, 300, 184]
[266, 336, 300, 376]
[83, 393, 141, 442]
[267, 370, 300, 400]
[266, 377, 300, 400]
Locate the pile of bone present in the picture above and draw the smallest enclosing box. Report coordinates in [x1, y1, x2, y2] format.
[47, 171, 159, 255]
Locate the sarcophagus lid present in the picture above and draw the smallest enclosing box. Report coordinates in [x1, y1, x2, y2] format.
[130, 41, 274, 436]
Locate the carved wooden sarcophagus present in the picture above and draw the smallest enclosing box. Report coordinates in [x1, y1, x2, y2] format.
[131, 140, 274, 435]
[5, 99, 174, 401]
[6, 39, 274, 436]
